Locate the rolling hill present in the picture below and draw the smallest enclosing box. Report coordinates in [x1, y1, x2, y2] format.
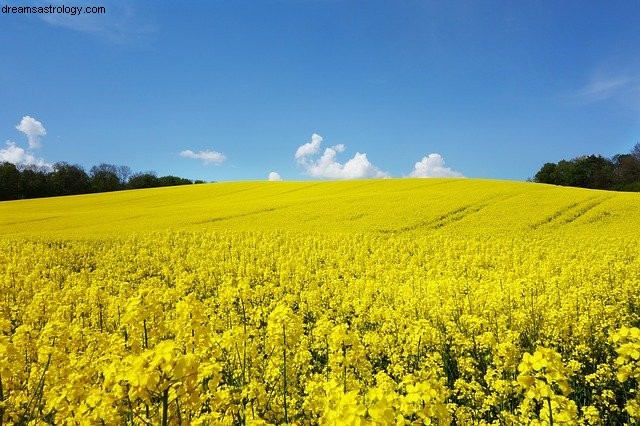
[1, 178, 638, 239]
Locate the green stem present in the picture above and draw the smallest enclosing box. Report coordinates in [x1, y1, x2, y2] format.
[18, 352, 52, 424]
[241, 299, 247, 386]
[143, 319, 148, 349]
[0, 374, 4, 426]
[343, 344, 347, 393]
[161, 388, 169, 426]
[282, 323, 288, 424]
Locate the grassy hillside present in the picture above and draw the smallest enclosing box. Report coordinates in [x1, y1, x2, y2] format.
[1, 178, 639, 238]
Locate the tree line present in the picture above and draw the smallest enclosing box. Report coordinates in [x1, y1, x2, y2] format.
[533, 143, 640, 191]
[0, 162, 205, 201]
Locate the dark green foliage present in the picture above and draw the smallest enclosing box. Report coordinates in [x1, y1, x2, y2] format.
[127, 172, 159, 189]
[533, 143, 640, 191]
[0, 162, 20, 200]
[612, 154, 640, 186]
[534, 163, 557, 185]
[90, 163, 121, 193]
[0, 162, 198, 201]
[157, 175, 193, 187]
[50, 162, 91, 196]
[18, 166, 50, 199]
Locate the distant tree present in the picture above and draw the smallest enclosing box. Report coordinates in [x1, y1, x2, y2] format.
[116, 165, 132, 186]
[50, 162, 90, 196]
[551, 160, 578, 186]
[128, 172, 159, 189]
[157, 175, 193, 187]
[630, 142, 640, 160]
[90, 163, 121, 192]
[533, 163, 558, 184]
[18, 166, 50, 198]
[0, 160, 198, 202]
[573, 155, 614, 189]
[534, 145, 640, 192]
[0, 162, 20, 200]
[612, 154, 640, 188]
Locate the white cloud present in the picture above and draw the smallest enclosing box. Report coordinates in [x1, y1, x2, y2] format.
[180, 149, 225, 165]
[16, 116, 46, 149]
[295, 133, 323, 161]
[36, 2, 157, 44]
[295, 134, 389, 179]
[2, 115, 52, 169]
[0, 141, 52, 169]
[577, 76, 633, 102]
[268, 171, 283, 181]
[409, 153, 463, 178]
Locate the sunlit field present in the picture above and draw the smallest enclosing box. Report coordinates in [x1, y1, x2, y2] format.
[1, 179, 640, 424]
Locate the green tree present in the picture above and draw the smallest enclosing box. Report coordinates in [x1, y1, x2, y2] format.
[19, 166, 51, 199]
[90, 163, 122, 192]
[50, 162, 90, 196]
[613, 154, 640, 187]
[533, 163, 558, 184]
[128, 172, 159, 189]
[573, 155, 614, 189]
[0, 162, 20, 200]
[157, 175, 193, 187]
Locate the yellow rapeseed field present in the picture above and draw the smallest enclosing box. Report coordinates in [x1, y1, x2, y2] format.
[1, 179, 640, 424]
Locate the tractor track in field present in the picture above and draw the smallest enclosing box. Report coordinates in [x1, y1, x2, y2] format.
[529, 196, 609, 229]
[392, 193, 525, 233]
[4, 215, 61, 226]
[193, 206, 285, 224]
[562, 197, 611, 224]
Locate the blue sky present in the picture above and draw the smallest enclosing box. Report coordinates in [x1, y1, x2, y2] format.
[1, 1, 639, 182]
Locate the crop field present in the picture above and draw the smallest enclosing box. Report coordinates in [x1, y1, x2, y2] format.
[1, 179, 640, 425]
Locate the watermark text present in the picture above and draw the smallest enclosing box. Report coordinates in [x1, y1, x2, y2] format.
[2, 4, 106, 16]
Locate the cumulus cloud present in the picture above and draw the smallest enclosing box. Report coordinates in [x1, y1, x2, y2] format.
[295, 134, 388, 179]
[1, 115, 52, 169]
[268, 171, 283, 181]
[0, 141, 52, 169]
[180, 149, 225, 165]
[16, 115, 46, 149]
[409, 153, 463, 178]
[295, 133, 323, 161]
